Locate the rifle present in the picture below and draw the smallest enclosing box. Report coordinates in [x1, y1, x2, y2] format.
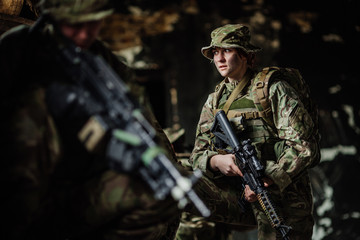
[35, 15, 210, 217]
[211, 110, 292, 239]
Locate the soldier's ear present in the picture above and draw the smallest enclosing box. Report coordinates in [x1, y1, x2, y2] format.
[246, 53, 256, 67]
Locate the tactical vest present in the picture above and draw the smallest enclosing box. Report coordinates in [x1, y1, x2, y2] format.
[211, 70, 279, 162]
[211, 67, 320, 167]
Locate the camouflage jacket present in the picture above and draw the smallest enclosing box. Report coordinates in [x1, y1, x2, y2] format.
[0, 23, 176, 239]
[190, 69, 319, 192]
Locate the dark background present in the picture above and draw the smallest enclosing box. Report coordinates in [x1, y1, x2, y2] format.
[1, 0, 360, 239]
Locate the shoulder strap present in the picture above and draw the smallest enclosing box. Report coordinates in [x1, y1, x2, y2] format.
[222, 69, 252, 115]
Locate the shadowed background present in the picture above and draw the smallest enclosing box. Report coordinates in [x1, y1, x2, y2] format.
[1, 0, 359, 239]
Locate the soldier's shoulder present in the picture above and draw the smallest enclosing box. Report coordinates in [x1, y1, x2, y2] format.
[269, 78, 296, 95]
[0, 24, 30, 42]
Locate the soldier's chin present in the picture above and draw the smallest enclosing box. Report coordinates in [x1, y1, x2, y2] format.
[219, 71, 228, 77]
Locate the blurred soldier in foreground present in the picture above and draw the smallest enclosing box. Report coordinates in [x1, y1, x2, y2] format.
[177, 24, 320, 239]
[0, 0, 184, 239]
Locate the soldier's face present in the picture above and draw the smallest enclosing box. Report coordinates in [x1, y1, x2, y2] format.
[212, 47, 247, 81]
[60, 20, 103, 49]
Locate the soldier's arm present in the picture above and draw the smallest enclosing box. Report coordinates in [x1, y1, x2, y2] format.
[0, 87, 61, 238]
[265, 80, 319, 192]
[189, 94, 222, 178]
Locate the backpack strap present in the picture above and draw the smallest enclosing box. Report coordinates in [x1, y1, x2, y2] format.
[252, 67, 280, 126]
[253, 67, 280, 118]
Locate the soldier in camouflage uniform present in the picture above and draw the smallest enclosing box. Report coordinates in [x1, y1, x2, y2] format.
[0, 0, 180, 239]
[177, 24, 320, 239]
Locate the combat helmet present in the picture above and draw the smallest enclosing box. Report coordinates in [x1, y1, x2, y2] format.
[39, 0, 114, 23]
[201, 24, 262, 60]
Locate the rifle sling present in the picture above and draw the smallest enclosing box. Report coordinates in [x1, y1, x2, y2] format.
[222, 69, 252, 115]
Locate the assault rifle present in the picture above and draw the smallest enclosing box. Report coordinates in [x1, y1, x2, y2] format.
[211, 110, 292, 239]
[33, 15, 210, 217]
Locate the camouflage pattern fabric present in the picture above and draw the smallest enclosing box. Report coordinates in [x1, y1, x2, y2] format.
[175, 212, 249, 240]
[40, 0, 114, 23]
[175, 212, 219, 240]
[188, 69, 318, 239]
[201, 24, 262, 60]
[175, 172, 257, 239]
[0, 21, 179, 240]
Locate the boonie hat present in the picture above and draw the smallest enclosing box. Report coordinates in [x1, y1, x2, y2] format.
[201, 24, 262, 60]
[39, 0, 114, 23]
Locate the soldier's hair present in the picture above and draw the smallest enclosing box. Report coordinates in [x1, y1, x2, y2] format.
[236, 49, 256, 68]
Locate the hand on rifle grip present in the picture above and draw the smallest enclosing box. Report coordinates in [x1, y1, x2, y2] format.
[210, 154, 243, 177]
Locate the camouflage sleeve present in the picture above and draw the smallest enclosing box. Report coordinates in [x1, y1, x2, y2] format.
[189, 94, 222, 178]
[0, 87, 61, 238]
[265, 80, 319, 192]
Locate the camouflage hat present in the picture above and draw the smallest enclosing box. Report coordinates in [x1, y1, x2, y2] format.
[201, 24, 262, 60]
[39, 0, 114, 24]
